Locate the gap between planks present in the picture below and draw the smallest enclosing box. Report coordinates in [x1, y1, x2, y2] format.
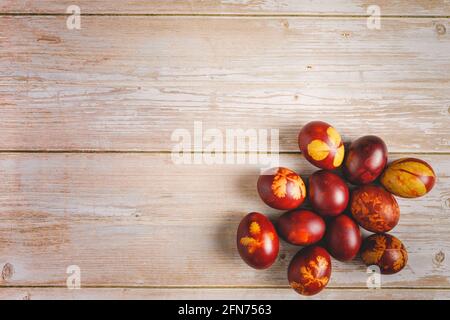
[0, 13, 450, 18]
[1, 285, 450, 290]
[0, 151, 448, 155]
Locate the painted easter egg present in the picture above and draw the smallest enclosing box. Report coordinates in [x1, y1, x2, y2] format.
[288, 246, 332, 296]
[257, 167, 306, 210]
[350, 185, 400, 233]
[381, 158, 436, 198]
[298, 121, 345, 170]
[325, 215, 361, 261]
[309, 170, 349, 217]
[344, 135, 388, 185]
[237, 212, 279, 269]
[277, 210, 325, 246]
[361, 233, 408, 275]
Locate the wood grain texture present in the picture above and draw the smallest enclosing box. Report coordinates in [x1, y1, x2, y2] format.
[0, 288, 449, 300]
[1, 0, 449, 16]
[1, 1, 450, 300]
[0, 153, 448, 288]
[1, 16, 449, 152]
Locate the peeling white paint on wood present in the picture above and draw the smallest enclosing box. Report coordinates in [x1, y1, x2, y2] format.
[0, 17, 449, 152]
[0, 154, 448, 288]
[1, 0, 449, 16]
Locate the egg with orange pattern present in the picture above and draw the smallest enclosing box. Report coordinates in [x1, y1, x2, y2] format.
[361, 233, 408, 275]
[288, 246, 332, 296]
[298, 121, 345, 170]
[277, 209, 326, 246]
[236, 212, 279, 269]
[350, 185, 400, 233]
[381, 158, 436, 198]
[257, 167, 306, 210]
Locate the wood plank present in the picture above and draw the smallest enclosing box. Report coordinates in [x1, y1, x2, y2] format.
[1, 16, 449, 152]
[0, 153, 448, 288]
[1, 1, 449, 16]
[1, 287, 449, 300]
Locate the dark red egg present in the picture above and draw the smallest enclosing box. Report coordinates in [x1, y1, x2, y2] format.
[298, 121, 345, 170]
[325, 215, 362, 261]
[350, 185, 400, 233]
[236, 212, 279, 269]
[344, 135, 388, 185]
[361, 234, 408, 274]
[257, 167, 306, 210]
[288, 246, 331, 296]
[309, 170, 349, 217]
[277, 210, 326, 246]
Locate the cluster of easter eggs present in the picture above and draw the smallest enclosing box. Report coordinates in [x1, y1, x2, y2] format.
[236, 121, 436, 296]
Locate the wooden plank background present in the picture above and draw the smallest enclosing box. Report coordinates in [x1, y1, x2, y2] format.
[1, 16, 449, 152]
[2, 288, 450, 300]
[1, 0, 449, 16]
[0, 153, 448, 288]
[0, 0, 449, 299]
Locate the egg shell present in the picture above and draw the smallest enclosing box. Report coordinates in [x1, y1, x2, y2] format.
[325, 215, 362, 261]
[277, 210, 326, 246]
[236, 212, 279, 269]
[361, 233, 408, 275]
[257, 167, 306, 210]
[381, 158, 436, 198]
[298, 121, 345, 170]
[344, 135, 388, 185]
[309, 170, 349, 217]
[288, 246, 332, 296]
[350, 185, 400, 233]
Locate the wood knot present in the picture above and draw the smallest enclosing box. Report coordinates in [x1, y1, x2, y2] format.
[436, 24, 446, 35]
[433, 251, 445, 267]
[279, 253, 286, 261]
[282, 20, 290, 29]
[2, 263, 14, 281]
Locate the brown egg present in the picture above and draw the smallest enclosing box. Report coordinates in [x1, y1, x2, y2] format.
[309, 170, 349, 217]
[381, 158, 436, 198]
[236, 212, 279, 269]
[288, 246, 332, 296]
[277, 210, 326, 246]
[298, 121, 345, 170]
[361, 234, 408, 274]
[344, 135, 388, 185]
[350, 185, 400, 233]
[325, 215, 362, 261]
[257, 167, 306, 210]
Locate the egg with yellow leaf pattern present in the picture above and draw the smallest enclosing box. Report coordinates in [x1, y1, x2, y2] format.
[288, 246, 332, 296]
[298, 121, 345, 170]
[257, 167, 306, 210]
[361, 233, 408, 275]
[380, 158, 436, 198]
[237, 212, 279, 269]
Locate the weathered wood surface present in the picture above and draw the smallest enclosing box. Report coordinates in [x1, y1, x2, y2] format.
[1, 288, 449, 300]
[0, 154, 448, 288]
[1, 0, 449, 16]
[1, 1, 449, 300]
[1, 16, 449, 152]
